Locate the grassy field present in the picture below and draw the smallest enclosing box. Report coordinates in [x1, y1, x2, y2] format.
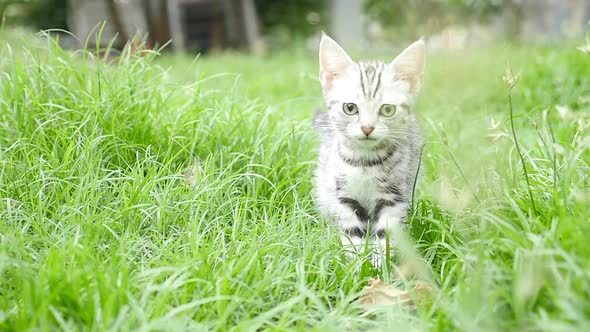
[0, 31, 589, 331]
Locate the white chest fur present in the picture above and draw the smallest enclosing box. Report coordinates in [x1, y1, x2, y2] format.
[338, 164, 382, 208]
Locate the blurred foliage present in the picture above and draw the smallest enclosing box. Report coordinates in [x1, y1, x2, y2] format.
[254, 0, 326, 43]
[28, 0, 67, 29]
[28, 0, 67, 30]
[0, 0, 67, 29]
[364, 0, 505, 37]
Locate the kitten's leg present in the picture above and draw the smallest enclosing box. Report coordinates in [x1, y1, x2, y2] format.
[331, 203, 369, 255]
[338, 214, 368, 254]
[372, 202, 408, 268]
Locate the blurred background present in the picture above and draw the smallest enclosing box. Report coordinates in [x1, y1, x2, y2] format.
[1, 0, 589, 55]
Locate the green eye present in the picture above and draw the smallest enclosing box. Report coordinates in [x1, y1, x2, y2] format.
[342, 103, 359, 115]
[379, 104, 397, 117]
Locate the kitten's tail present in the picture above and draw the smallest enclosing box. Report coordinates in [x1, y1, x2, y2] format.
[312, 108, 329, 131]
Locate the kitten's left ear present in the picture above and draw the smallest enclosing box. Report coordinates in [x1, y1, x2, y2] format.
[391, 40, 426, 92]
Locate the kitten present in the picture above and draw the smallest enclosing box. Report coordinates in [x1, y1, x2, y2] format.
[313, 33, 425, 263]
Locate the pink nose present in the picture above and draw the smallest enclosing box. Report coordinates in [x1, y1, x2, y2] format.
[361, 126, 374, 136]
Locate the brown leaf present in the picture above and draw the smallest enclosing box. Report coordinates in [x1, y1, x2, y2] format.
[359, 278, 433, 309]
[359, 278, 411, 306]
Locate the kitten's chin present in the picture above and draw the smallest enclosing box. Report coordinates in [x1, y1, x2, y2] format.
[351, 136, 381, 147]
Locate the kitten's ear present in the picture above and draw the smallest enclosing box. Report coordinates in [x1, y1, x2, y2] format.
[319, 33, 354, 88]
[391, 40, 426, 92]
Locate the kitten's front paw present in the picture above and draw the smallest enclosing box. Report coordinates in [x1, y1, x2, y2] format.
[370, 237, 396, 270]
[340, 235, 366, 259]
[369, 251, 385, 270]
[341, 235, 395, 270]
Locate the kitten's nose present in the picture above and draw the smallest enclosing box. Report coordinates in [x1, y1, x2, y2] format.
[361, 126, 374, 136]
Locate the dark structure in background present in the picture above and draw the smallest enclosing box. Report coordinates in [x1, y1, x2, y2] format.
[167, 0, 260, 52]
[65, 0, 260, 53]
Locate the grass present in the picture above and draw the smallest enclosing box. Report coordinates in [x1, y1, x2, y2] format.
[0, 30, 589, 331]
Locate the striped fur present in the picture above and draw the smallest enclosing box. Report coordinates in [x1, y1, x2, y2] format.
[314, 34, 426, 262]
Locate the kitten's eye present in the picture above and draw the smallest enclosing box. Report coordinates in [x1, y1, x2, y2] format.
[342, 103, 359, 115]
[379, 104, 397, 117]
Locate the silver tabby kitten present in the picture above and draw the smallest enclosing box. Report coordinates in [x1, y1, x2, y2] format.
[313, 33, 426, 259]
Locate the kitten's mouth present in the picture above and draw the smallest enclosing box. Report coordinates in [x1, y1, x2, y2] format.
[359, 137, 377, 141]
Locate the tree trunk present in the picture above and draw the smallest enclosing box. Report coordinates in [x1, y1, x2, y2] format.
[330, 0, 363, 51]
[152, 0, 171, 47]
[141, 0, 155, 44]
[105, 0, 127, 45]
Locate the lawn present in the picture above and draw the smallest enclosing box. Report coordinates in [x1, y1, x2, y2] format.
[0, 32, 589, 331]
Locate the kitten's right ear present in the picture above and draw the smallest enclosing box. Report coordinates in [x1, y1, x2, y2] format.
[319, 33, 353, 88]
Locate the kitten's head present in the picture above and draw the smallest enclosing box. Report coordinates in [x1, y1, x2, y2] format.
[318, 33, 425, 147]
